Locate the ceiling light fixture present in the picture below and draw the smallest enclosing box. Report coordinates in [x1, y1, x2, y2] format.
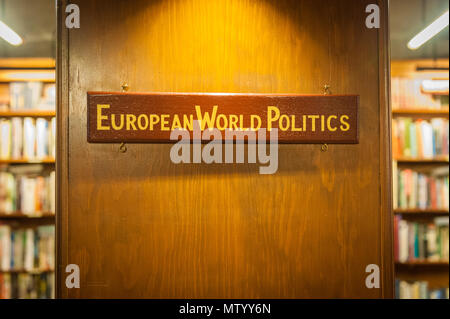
[421, 79, 449, 94]
[407, 10, 449, 50]
[0, 20, 23, 46]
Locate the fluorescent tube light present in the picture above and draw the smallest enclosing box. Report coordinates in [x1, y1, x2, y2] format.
[407, 10, 449, 50]
[0, 20, 23, 46]
[422, 79, 449, 93]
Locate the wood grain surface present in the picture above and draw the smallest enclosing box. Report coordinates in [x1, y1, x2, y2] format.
[57, 0, 393, 298]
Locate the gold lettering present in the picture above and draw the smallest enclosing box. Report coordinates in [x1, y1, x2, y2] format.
[321, 115, 325, 131]
[250, 115, 261, 131]
[126, 114, 137, 130]
[111, 114, 124, 130]
[291, 115, 302, 131]
[229, 114, 239, 130]
[327, 115, 337, 132]
[340, 115, 350, 131]
[308, 115, 319, 132]
[216, 114, 228, 130]
[267, 106, 280, 131]
[239, 115, 248, 131]
[149, 114, 160, 130]
[279, 115, 290, 131]
[195, 105, 218, 130]
[183, 114, 193, 131]
[137, 114, 149, 130]
[171, 114, 182, 130]
[97, 104, 110, 130]
[161, 114, 170, 131]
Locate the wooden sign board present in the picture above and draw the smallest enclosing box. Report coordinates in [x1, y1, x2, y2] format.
[87, 92, 359, 143]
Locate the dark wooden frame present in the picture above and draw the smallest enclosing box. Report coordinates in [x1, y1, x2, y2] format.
[56, 0, 70, 299]
[378, 0, 394, 298]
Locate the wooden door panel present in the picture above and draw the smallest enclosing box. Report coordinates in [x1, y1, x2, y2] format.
[57, 0, 392, 298]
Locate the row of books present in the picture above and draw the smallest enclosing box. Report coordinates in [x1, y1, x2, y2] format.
[395, 280, 449, 299]
[393, 167, 449, 210]
[391, 77, 449, 110]
[0, 171, 55, 215]
[0, 117, 56, 160]
[7, 82, 55, 111]
[0, 225, 54, 272]
[0, 272, 54, 299]
[392, 118, 449, 159]
[394, 216, 449, 263]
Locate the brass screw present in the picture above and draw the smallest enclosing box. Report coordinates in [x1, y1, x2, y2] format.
[121, 83, 129, 92]
[322, 84, 330, 151]
[119, 83, 129, 153]
[119, 142, 127, 153]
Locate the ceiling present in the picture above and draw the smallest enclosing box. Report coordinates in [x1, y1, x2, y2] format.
[0, 0, 448, 60]
[390, 0, 449, 60]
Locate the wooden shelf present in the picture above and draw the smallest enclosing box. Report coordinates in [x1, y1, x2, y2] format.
[0, 110, 55, 117]
[392, 108, 449, 118]
[426, 91, 449, 96]
[394, 209, 449, 215]
[394, 157, 449, 164]
[0, 269, 54, 274]
[0, 58, 55, 69]
[0, 158, 55, 164]
[391, 59, 449, 78]
[0, 69, 55, 83]
[396, 261, 449, 267]
[0, 212, 55, 220]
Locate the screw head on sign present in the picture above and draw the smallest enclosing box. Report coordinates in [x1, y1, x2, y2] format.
[121, 83, 129, 92]
[119, 143, 127, 153]
[321, 144, 328, 152]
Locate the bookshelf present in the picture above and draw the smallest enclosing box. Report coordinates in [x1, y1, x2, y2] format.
[391, 59, 449, 299]
[392, 108, 449, 118]
[0, 212, 55, 219]
[394, 208, 449, 215]
[395, 157, 449, 165]
[0, 58, 55, 83]
[0, 58, 55, 299]
[0, 158, 55, 164]
[396, 261, 449, 267]
[0, 110, 56, 118]
[0, 269, 54, 275]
